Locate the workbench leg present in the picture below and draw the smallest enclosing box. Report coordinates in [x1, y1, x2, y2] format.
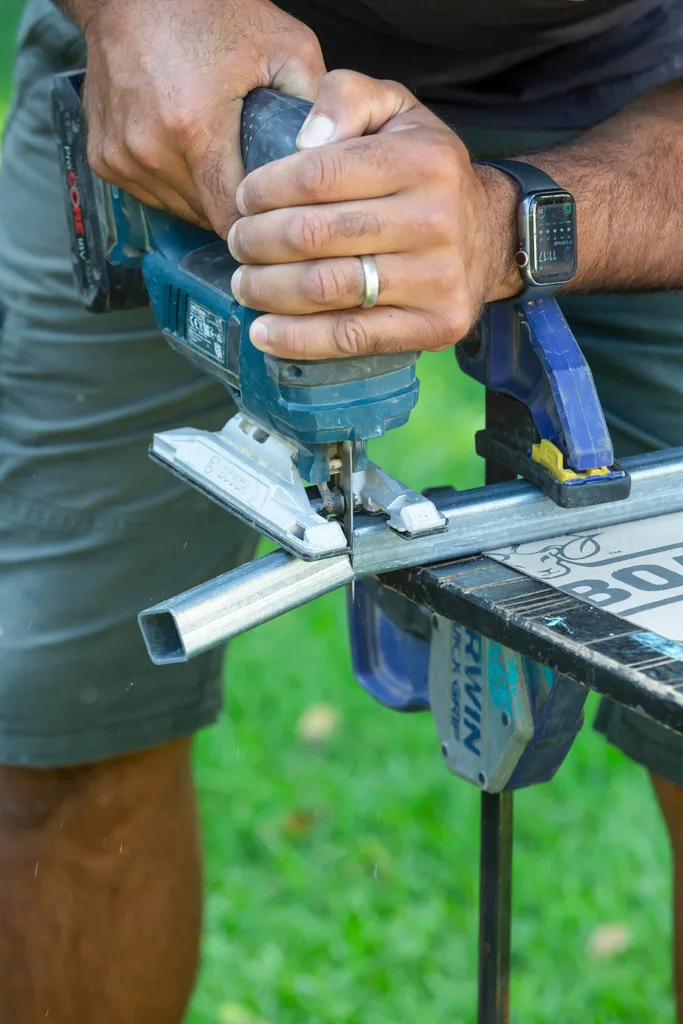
[476, 392, 516, 1024]
[478, 791, 513, 1024]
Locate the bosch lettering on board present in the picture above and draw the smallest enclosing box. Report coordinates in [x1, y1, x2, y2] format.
[488, 511, 683, 643]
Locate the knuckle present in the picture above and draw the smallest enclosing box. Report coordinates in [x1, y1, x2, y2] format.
[417, 203, 456, 245]
[428, 258, 462, 297]
[123, 129, 163, 173]
[333, 315, 375, 355]
[297, 150, 344, 200]
[434, 308, 472, 346]
[86, 142, 109, 181]
[287, 209, 333, 256]
[237, 268, 258, 305]
[296, 23, 323, 51]
[323, 68, 359, 97]
[164, 104, 202, 143]
[241, 171, 266, 212]
[335, 209, 384, 241]
[432, 136, 466, 179]
[98, 140, 133, 181]
[303, 261, 355, 305]
[380, 76, 412, 102]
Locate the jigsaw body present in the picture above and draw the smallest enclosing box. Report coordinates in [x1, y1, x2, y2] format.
[52, 74, 445, 560]
[52, 72, 629, 567]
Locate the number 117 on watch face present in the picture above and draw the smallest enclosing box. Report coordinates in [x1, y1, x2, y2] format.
[528, 192, 577, 286]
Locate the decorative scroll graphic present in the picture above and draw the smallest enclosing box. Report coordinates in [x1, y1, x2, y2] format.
[488, 511, 683, 642]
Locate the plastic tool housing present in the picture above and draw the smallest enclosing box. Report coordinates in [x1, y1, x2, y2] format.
[457, 300, 631, 507]
[51, 74, 420, 483]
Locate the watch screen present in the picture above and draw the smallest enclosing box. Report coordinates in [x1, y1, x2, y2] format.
[529, 192, 577, 285]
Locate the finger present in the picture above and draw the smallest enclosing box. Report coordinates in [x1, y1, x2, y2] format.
[248, 306, 462, 359]
[231, 253, 450, 315]
[186, 99, 250, 235]
[229, 194, 443, 265]
[189, 29, 327, 236]
[296, 69, 417, 149]
[237, 129, 435, 214]
[269, 31, 327, 100]
[89, 152, 209, 227]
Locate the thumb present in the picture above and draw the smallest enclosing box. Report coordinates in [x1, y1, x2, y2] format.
[296, 69, 419, 149]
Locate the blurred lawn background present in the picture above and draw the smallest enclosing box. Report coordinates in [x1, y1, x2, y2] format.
[0, 4, 675, 1021]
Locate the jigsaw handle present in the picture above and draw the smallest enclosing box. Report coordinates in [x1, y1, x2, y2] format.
[241, 88, 313, 172]
[238, 88, 417, 380]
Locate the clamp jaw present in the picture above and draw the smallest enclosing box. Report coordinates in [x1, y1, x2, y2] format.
[457, 299, 631, 507]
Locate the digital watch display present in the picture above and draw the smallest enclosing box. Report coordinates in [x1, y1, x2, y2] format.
[524, 191, 577, 286]
[478, 160, 578, 300]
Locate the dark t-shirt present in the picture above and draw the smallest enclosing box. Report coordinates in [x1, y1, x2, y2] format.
[280, 0, 683, 128]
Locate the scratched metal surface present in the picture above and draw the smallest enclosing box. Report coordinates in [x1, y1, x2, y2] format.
[381, 556, 683, 735]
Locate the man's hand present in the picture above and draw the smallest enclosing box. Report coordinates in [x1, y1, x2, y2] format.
[229, 70, 521, 359]
[58, 0, 326, 235]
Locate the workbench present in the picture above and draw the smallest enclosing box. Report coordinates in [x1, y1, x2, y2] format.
[377, 540, 683, 1024]
[382, 553, 683, 735]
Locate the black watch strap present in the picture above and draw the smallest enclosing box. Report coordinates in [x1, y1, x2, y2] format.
[478, 159, 574, 301]
[478, 158, 562, 196]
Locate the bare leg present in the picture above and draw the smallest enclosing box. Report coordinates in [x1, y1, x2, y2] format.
[652, 773, 683, 1023]
[0, 737, 202, 1024]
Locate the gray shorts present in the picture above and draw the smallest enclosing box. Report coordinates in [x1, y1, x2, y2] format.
[0, 0, 257, 766]
[2, 1, 683, 778]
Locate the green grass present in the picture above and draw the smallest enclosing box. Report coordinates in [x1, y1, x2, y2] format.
[189, 352, 673, 1024]
[0, 7, 675, 1022]
[0, 0, 23, 115]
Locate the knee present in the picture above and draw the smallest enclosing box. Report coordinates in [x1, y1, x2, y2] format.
[0, 737, 193, 850]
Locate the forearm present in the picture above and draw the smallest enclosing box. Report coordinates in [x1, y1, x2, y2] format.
[485, 81, 683, 296]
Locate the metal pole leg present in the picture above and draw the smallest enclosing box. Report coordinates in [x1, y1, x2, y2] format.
[478, 791, 513, 1024]
[478, 391, 516, 1024]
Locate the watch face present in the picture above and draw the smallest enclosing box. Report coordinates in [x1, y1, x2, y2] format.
[528, 192, 577, 286]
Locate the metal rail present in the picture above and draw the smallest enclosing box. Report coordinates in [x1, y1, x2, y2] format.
[352, 446, 683, 576]
[139, 446, 683, 664]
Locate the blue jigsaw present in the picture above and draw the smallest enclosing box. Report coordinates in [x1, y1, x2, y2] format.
[51, 71, 629, 570]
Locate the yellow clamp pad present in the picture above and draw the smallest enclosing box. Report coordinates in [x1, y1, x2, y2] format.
[531, 439, 610, 484]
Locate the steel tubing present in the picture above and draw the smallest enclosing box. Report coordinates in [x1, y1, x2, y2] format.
[139, 446, 683, 664]
[139, 548, 353, 664]
[352, 446, 683, 575]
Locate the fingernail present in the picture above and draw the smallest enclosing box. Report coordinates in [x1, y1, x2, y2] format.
[231, 267, 243, 302]
[227, 222, 239, 259]
[297, 114, 336, 149]
[235, 184, 248, 216]
[250, 320, 269, 350]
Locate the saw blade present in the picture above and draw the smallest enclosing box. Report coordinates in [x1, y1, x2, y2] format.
[341, 440, 355, 564]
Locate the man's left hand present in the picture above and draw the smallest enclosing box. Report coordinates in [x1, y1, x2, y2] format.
[229, 70, 521, 359]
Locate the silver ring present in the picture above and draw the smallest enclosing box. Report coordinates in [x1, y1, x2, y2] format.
[359, 255, 380, 309]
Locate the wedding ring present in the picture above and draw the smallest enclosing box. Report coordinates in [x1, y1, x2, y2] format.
[359, 255, 380, 308]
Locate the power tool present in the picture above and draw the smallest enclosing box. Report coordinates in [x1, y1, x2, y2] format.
[51, 71, 630, 574]
[51, 71, 449, 563]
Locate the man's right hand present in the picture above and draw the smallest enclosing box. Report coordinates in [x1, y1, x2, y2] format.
[59, 0, 326, 235]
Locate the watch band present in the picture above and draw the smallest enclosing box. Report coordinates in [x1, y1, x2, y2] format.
[479, 159, 561, 196]
[478, 159, 574, 301]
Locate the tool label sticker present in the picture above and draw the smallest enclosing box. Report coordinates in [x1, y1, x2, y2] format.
[187, 301, 226, 365]
[488, 511, 683, 642]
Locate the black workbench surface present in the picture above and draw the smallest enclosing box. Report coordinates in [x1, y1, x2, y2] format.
[381, 555, 683, 735]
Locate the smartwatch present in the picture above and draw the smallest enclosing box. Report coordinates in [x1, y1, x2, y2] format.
[479, 159, 577, 300]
